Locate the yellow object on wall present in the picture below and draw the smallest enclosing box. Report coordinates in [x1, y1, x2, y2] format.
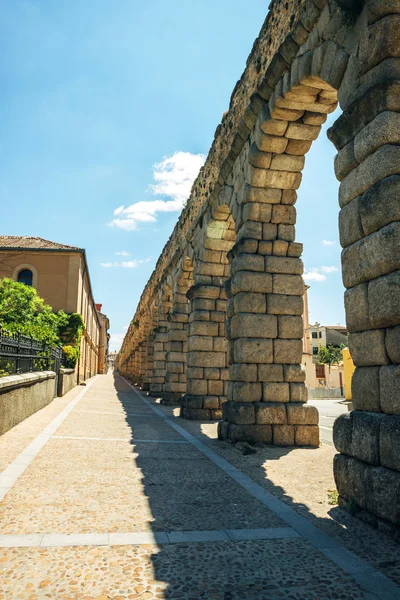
[342, 347, 356, 400]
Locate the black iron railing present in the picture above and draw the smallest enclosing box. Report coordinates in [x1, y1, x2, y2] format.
[0, 324, 62, 376]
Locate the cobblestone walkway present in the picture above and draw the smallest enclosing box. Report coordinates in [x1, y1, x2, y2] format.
[1, 374, 399, 599]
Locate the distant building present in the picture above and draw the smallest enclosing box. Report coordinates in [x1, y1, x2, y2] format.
[309, 323, 348, 361]
[107, 351, 118, 370]
[302, 290, 347, 399]
[0, 236, 109, 381]
[95, 304, 110, 375]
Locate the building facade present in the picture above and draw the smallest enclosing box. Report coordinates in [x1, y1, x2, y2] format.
[301, 292, 346, 399]
[107, 352, 118, 371]
[309, 323, 348, 361]
[96, 304, 110, 375]
[0, 236, 109, 382]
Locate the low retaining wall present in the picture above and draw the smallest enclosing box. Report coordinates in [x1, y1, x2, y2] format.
[58, 368, 77, 397]
[308, 388, 343, 400]
[0, 371, 56, 436]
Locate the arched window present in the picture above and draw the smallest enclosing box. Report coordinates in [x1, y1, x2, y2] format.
[18, 269, 33, 286]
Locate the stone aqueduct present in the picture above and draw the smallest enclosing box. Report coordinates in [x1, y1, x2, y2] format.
[118, 0, 400, 532]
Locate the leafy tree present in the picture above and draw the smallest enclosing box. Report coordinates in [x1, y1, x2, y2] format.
[317, 344, 346, 373]
[0, 278, 67, 345]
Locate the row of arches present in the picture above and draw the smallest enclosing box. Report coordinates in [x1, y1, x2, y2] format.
[117, 1, 400, 531]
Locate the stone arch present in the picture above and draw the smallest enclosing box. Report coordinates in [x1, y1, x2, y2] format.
[160, 256, 194, 404]
[142, 303, 158, 391]
[181, 198, 236, 420]
[121, 324, 139, 383]
[218, 38, 351, 448]
[118, 318, 136, 380]
[149, 284, 172, 396]
[217, 5, 400, 531]
[138, 312, 153, 387]
[128, 317, 145, 386]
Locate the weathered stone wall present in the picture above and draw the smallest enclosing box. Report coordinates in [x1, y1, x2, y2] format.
[118, 0, 400, 533]
[160, 257, 193, 405]
[0, 371, 56, 435]
[329, 2, 400, 536]
[57, 368, 77, 397]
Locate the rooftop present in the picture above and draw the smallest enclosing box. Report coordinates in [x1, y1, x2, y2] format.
[0, 236, 83, 251]
[325, 326, 348, 333]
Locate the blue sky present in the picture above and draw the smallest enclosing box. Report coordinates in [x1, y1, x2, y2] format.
[0, 1, 344, 351]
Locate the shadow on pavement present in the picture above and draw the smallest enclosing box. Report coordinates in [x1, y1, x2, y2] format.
[112, 373, 400, 599]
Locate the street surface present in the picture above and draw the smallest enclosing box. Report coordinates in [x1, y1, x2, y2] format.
[308, 399, 349, 446]
[0, 373, 398, 599]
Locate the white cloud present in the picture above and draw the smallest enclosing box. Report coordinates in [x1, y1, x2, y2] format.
[109, 332, 124, 352]
[109, 151, 206, 231]
[322, 240, 336, 246]
[319, 266, 339, 274]
[115, 250, 130, 256]
[109, 325, 130, 352]
[121, 260, 144, 268]
[304, 272, 327, 282]
[304, 265, 339, 282]
[150, 151, 205, 201]
[100, 258, 150, 268]
[308, 266, 339, 274]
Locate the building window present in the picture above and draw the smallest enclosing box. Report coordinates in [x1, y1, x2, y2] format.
[312, 347, 319, 355]
[312, 332, 318, 339]
[316, 363, 326, 379]
[319, 331, 322, 338]
[18, 269, 33, 286]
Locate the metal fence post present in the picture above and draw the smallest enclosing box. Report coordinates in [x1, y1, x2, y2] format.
[15, 331, 21, 374]
[29, 335, 34, 372]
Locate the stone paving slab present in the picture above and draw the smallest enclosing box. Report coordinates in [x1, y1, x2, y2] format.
[0, 385, 84, 472]
[27, 437, 205, 462]
[0, 539, 377, 600]
[55, 413, 184, 441]
[0, 473, 284, 535]
[0, 527, 299, 548]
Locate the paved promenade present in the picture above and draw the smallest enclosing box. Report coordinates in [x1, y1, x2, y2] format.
[1, 374, 400, 599]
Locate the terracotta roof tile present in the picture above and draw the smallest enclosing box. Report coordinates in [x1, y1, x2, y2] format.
[0, 236, 83, 251]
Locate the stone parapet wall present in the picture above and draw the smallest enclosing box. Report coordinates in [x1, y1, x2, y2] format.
[0, 371, 56, 435]
[57, 368, 77, 397]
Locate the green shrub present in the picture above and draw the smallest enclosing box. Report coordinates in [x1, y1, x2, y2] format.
[62, 345, 80, 369]
[327, 489, 339, 505]
[59, 314, 85, 369]
[0, 355, 15, 377]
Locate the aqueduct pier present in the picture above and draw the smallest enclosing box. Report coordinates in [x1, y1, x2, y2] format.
[118, 0, 400, 534]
